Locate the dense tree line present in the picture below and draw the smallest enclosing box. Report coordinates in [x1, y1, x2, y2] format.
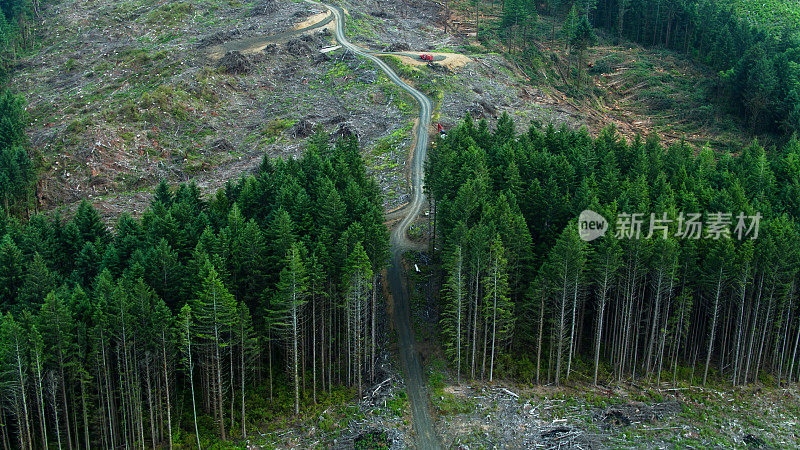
[0, 134, 389, 447]
[0, 0, 38, 217]
[566, 0, 800, 135]
[0, 0, 39, 78]
[0, 88, 34, 217]
[427, 113, 800, 387]
[489, 0, 800, 136]
[590, 0, 800, 135]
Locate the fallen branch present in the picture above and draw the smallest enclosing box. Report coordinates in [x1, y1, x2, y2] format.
[499, 387, 519, 398]
[640, 426, 682, 432]
[371, 377, 392, 397]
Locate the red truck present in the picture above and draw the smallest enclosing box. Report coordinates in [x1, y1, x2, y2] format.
[419, 54, 433, 62]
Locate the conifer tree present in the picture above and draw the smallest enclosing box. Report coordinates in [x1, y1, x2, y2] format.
[0, 313, 32, 449]
[177, 304, 201, 449]
[272, 244, 307, 415]
[441, 245, 466, 382]
[569, 16, 596, 90]
[191, 261, 238, 439]
[482, 235, 513, 382]
[589, 209, 621, 384]
[343, 242, 372, 395]
[236, 302, 256, 437]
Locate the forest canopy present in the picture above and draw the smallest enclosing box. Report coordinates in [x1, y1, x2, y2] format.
[491, 0, 800, 136]
[590, 0, 800, 135]
[0, 89, 34, 215]
[0, 135, 389, 448]
[427, 113, 800, 387]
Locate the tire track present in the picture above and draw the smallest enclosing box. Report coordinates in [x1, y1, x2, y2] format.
[312, 2, 440, 448]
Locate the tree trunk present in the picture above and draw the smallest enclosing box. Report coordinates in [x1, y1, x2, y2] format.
[703, 269, 723, 385]
[371, 277, 376, 384]
[555, 259, 569, 385]
[79, 371, 89, 450]
[34, 347, 48, 449]
[536, 291, 545, 384]
[471, 258, 480, 379]
[212, 292, 227, 439]
[594, 269, 610, 385]
[313, 290, 317, 405]
[188, 335, 201, 449]
[49, 373, 63, 450]
[789, 315, 800, 382]
[145, 357, 156, 448]
[14, 338, 32, 450]
[58, 352, 73, 450]
[162, 332, 172, 449]
[566, 268, 580, 381]
[755, 284, 775, 382]
[292, 294, 300, 415]
[733, 269, 748, 385]
[456, 248, 463, 383]
[489, 261, 498, 382]
[240, 322, 246, 439]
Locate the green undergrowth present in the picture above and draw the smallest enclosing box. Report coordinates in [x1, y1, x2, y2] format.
[427, 357, 476, 416]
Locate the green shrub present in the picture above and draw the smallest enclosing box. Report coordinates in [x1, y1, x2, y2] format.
[261, 118, 294, 138]
[437, 393, 475, 415]
[66, 117, 92, 134]
[386, 390, 407, 417]
[146, 2, 193, 25]
[354, 430, 389, 449]
[117, 100, 140, 122]
[590, 54, 624, 74]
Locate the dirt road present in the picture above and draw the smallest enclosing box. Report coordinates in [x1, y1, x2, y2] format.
[313, 2, 440, 448]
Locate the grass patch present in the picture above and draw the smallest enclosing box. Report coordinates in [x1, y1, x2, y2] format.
[346, 12, 379, 40]
[427, 358, 476, 415]
[386, 390, 408, 417]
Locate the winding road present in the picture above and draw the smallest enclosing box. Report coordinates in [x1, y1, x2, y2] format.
[311, 2, 440, 448]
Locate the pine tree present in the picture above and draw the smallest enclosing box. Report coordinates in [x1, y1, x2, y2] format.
[343, 242, 373, 395]
[589, 209, 621, 384]
[16, 252, 56, 311]
[73, 200, 109, 246]
[191, 261, 238, 439]
[145, 238, 181, 308]
[0, 235, 23, 310]
[482, 235, 513, 382]
[569, 16, 596, 90]
[177, 304, 201, 449]
[0, 313, 32, 449]
[441, 245, 466, 382]
[272, 244, 307, 415]
[152, 180, 173, 208]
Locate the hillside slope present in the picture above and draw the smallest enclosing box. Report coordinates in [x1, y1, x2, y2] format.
[16, 0, 768, 220]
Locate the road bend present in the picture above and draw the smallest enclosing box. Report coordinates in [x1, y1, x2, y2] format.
[311, 2, 439, 448]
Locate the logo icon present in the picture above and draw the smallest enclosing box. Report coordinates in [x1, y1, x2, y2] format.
[578, 210, 608, 241]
